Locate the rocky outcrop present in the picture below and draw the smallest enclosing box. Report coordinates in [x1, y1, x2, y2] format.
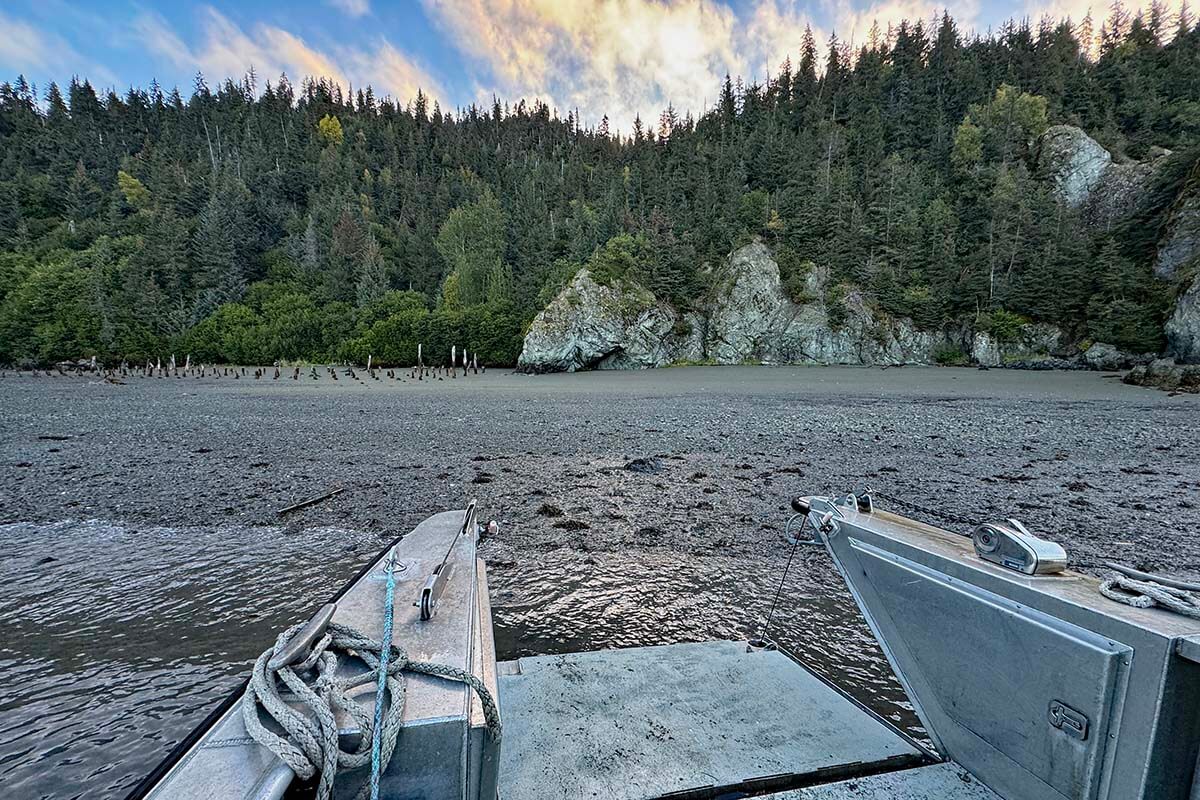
[1037, 125, 1159, 230]
[521, 125, 1194, 375]
[519, 242, 957, 372]
[1089, 161, 1156, 231]
[516, 269, 699, 372]
[1167, 275, 1200, 364]
[1039, 125, 1112, 209]
[1123, 358, 1200, 392]
[701, 242, 949, 366]
[1039, 124, 1198, 280]
[1157, 191, 1200, 280]
[970, 324, 1065, 368]
[702, 241, 792, 364]
[518, 242, 1171, 374]
[1083, 342, 1154, 371]
[1036, 124, 1200, 358]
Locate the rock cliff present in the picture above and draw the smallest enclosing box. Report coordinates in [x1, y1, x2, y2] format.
[1038, 125, 1200, 369]
[1157, 190, 1200, 280]
[969, 325, 1066, 368]
[1037, 124, 1159, 230]
[519, 242, 1068, 372]
[1038, 126, 1113, 210]
[516, 269, 697, 372]
[520, 127, 1197, 376]
[1167, 275, 1200, 364]
[701, 242, 951, 366]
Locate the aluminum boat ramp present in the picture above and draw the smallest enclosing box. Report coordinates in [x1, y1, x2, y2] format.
[497, 640, 993, 799]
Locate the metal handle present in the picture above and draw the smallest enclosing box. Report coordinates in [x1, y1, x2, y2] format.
[268, 603, 337, 670]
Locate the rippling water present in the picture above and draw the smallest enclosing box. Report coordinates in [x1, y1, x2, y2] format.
[0, 520, 377, 799]
[0, 519, 912, 799]
[486, 546, 916, 732]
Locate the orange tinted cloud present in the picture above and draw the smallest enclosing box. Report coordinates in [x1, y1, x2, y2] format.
[420, 0, 986, 133]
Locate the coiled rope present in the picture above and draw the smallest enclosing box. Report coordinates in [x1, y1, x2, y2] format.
[240, 616, 501, 800]
[1100, 565, 1200, 619]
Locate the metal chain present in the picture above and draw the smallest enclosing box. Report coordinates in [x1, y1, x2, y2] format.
[868, 489, 977, 537]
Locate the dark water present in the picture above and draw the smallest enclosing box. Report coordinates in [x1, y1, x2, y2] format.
[0, 521, 376, 799]
[0, 519, 911, 799]
[487, 546, 912, 726]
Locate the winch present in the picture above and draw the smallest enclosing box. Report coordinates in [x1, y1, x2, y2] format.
[971, 518, 1067, 575]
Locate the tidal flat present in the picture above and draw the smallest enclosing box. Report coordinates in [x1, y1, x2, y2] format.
[1, 365, 1198, 797]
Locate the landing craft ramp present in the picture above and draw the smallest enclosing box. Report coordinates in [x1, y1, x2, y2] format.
[496, 640, 994, 799]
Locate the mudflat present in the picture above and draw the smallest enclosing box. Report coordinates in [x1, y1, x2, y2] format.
[4, 365, 1196, 568]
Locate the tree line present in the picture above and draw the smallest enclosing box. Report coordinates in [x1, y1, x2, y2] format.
[1, 4, 1198, 367]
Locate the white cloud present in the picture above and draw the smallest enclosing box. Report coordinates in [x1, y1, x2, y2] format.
[0, 10, 117, 86]
[132, 11, 193, 70]
[422, 0, 752, 133]
[344, 39, 443, 106]
[327, 0, 372, 17]
[743, 1, 826, 78]
[418, 0, 992, 133]
[132, 6, 443, 105]
[0, 11, 58, 72]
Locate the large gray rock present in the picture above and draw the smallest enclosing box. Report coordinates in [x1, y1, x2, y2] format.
[1083, 342, 1154, 371]
[1167, 275, 1200, 364]
[1087, 161, 1155, 230]
[703, 241, 793, 364]
[516, 269, 697, 372]
[1037, 125, 1160, 229]
[970, 324, 1065, 368]
[1123, 357, 1200, 392]
[1157, 191, 1200, 279]
[1039, 125, 1112, 209]
[517, 241, 1169, 373]
[703, 242, 948, 366]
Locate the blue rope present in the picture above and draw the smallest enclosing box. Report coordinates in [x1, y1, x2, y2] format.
[369, 548, 398, 800]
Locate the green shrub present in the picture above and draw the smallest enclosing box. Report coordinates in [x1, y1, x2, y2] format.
[826, 284, 849, 330]
[982, 308, 1027, 343]
[775, 246, 815, 304]
[736, 189, 771, 236]
[934, 345, 969, 366]
[901, 285, 942, 330]
[1086, 298, 1164, 354]
[589, 234, 648, 286]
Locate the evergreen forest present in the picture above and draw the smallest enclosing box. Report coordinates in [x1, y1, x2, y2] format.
[1, 5, 1198, 367]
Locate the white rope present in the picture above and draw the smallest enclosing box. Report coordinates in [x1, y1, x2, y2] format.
[1099, 575, 1200, 618]
[240, 620, 500, 800]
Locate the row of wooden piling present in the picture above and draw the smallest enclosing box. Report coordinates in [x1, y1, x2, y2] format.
[1, 362, 488, 382]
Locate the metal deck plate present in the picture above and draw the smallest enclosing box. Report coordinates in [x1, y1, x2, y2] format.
[497, 640, 925, 800]
[765, 762, 1000, 799]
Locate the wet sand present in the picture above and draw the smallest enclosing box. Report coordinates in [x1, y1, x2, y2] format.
[1, 365, 1197, 796]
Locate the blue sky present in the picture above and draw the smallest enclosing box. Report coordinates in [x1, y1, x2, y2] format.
[0, 0, 1164, 131]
